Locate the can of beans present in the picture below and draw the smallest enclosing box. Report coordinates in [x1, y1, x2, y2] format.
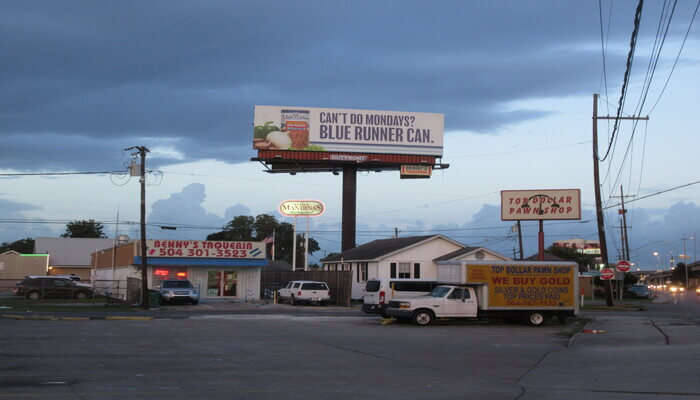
[281, 109, 310, 150]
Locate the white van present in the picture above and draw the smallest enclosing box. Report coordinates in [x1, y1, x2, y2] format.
[362, 279, 439, 316]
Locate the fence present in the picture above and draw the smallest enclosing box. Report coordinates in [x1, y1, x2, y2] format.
[1, 278, 125, 304]
[261, 270, 352, 306]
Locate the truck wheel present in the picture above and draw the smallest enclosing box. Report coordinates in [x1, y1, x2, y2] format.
[413, 309, 434, 326]
[290, 296, 296, 306]
[528, 312, 545, 326]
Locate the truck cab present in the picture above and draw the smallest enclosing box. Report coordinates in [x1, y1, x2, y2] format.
[386, 285, 478, 325]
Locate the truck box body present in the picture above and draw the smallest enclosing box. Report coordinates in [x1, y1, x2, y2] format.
[437, 260, 578, 313]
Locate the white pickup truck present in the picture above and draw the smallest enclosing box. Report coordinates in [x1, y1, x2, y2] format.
[278, 280, 331, 305]
[386, 261, 579, 326]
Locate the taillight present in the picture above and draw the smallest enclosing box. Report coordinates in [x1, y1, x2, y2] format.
[379, 290, 386, 304]
[298, 291, 302, 296]
[328, 290, 331, 297]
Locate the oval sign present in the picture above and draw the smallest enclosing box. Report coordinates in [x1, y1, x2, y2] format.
[616, 260, 631, 272]
[279, 199, 325, 217]
[600, 268, 615, 280]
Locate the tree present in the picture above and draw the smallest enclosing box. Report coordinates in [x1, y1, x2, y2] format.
[207, 216, 255, 241]
[0, 238, 35, 254]
[547, 245, 598, 272]
[207, 214, 320, 267]
[61, 219, 106, 238]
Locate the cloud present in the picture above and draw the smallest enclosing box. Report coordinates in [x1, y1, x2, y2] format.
[146, 183, 250, 240]
[7, 1, 680, 171]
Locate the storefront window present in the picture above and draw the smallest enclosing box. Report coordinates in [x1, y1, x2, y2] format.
[207, 271, 238, 297]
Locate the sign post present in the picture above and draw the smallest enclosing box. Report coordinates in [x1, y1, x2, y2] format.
[279, 200, 326, 271]
[600, 268, 615, 280]
[501, 189, 582, 260]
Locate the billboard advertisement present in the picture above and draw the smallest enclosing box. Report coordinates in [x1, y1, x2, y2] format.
[253, 106, 444, 157]
[467, 264, 575, 307]
[501, 189, 581, 221]
[146, 240, 265, 259]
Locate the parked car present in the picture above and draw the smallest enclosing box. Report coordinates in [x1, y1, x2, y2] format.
[362, 279, 439, 316]
[278, 280, 330, 305]
[624, 284, 651, 299]
[16, 276, 94, 300]
[159, 280, 199, 305]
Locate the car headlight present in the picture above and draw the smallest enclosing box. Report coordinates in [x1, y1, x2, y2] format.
[670, 287, 678, 292]
[680, 287, 685, 292]
[398, 302, 411, 309]
[695, 288, 700, 294]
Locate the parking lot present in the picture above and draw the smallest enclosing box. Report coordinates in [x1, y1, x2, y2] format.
[1, 313, 570, 400]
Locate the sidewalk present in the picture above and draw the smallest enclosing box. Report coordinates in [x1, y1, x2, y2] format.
[520, 313, 700, 399]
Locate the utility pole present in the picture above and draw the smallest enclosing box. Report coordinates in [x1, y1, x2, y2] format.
[517, 220, 524, 260]
[620, 186, 631, 260]
[126, 146, 150, 308]
[610, 185, 634, 260]
[592, 93, 648, 306]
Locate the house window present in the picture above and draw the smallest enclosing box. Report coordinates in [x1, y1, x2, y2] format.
[356, 262, 368, 282]
[398, 263, 410, 279]
[390, 262, 397, 278]
[414, 263, 420, 279]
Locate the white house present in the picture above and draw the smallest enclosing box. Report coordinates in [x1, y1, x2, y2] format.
[321, 235, 511, 299]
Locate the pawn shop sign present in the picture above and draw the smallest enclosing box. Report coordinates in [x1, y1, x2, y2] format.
[600, 268, 615, 280]
[616, 260, 632, 272]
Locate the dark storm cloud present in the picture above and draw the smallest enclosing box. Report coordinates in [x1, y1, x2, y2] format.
[1, 1, 685, 170]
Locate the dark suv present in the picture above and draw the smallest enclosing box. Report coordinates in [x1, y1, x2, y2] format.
[16, 277, 94, 300]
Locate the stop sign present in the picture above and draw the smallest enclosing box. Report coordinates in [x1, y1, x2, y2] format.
[600, 268, 615, 280]
[616, 260, 632, 272]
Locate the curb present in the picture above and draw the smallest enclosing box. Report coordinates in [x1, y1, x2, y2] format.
[2, 314, 154, 321]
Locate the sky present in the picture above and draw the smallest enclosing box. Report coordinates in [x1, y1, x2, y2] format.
[1, 1, 699, 269]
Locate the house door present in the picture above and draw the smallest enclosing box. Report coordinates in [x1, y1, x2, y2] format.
[207, 271, 238, 297]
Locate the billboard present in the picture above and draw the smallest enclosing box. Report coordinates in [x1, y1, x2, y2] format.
[146, 240, 265, 259]
[501, 189, 581, 221]
[253, 106, 444, 157]
[467, 264, 575, 307]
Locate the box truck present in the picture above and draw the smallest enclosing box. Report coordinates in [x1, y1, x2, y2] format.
[385, 260, 579, 326]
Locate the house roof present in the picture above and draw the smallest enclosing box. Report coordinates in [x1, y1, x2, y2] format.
[34, 237, 117, 267]
[321, 235, 454, 262]
[433, 246, 481, 261]
[265, 260, 294, 272]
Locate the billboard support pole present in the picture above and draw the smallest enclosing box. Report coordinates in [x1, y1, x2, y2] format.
[342, 166, 357, 252]
[304, 216, 309, 271]
[538, 219, 544, 261]
[517, 220, 524, 260]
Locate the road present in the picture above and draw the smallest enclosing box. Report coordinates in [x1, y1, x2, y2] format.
[1, 299, 699, 400]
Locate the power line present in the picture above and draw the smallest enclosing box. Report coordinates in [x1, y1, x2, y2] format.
[0, 170, 126, 177]
[600, 0, 644, 162]
[648, 0, 700, 113]
[604, 178, 700, 209]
